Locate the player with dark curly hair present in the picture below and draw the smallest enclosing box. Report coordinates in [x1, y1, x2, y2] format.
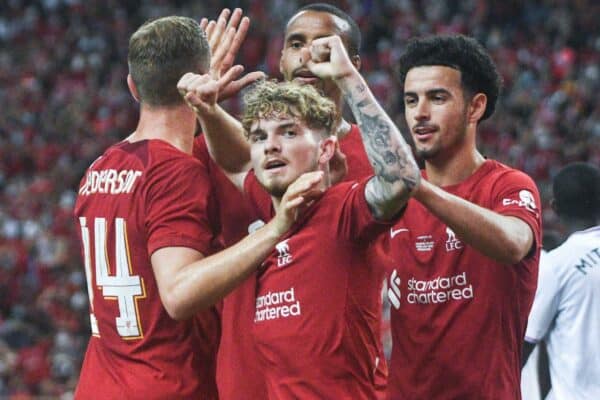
[397, 34, 501, 122]
[379, 34, 542, 399]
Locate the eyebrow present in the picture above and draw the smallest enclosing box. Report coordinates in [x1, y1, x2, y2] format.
[248, 128, 265, 137]
[249, 121, 297, 136]
[404, 88, 451, 97]
[277, 122, 297, 130]
[286, 31, 336, 44]
[285, 33, 305, 43]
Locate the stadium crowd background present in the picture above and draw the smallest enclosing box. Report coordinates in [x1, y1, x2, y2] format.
[0, 0, 597, 397]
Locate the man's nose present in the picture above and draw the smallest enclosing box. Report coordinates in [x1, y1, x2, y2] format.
[264, 134, 281, 154]
[414, 99, 430, 121]
[299, 47, 311, 65]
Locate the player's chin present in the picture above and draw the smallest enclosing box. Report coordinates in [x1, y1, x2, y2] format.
[258, 177, 288, 198]
[267, 183, 288, 198]
[414, 144, 439, 160]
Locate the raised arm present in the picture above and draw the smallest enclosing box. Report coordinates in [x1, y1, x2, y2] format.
[179, 70, 251, 186]
[178, 8, 263, 185]
[307, 36, 420, 220]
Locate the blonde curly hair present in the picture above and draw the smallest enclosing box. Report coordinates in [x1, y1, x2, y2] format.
[242, 80, 337, 137]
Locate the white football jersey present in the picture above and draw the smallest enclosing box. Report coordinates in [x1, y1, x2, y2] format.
[526, 226, 600, 400]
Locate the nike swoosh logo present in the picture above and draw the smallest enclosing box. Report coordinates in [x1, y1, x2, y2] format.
[390, 228, 409, 238]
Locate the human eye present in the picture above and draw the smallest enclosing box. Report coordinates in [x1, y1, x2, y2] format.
[404, 96, 417, 107]
[283, 130, 297, 138]
[289, 40, 303, 50]
[432, 92, 448, 103]
[249, 133, 267, 143]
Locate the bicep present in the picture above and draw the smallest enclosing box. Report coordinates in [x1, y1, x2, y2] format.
[151, 247, 205, 306]
[503, 215, 536, 257]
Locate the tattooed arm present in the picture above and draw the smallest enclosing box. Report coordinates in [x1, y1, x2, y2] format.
[307, 35, 420, 220]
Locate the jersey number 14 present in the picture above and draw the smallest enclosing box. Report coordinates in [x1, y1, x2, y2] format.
[79, 217, 146, 339]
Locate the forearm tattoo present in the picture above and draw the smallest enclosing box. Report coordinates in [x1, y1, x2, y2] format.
[345, 82, 419, 218]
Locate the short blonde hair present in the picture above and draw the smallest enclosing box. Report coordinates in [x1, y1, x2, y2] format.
[242, 80, 337, 137]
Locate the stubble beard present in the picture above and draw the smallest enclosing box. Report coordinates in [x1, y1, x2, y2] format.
[257, 156, 321, 199]
[261, 179, 288, 199]
[416, 111, 469, 161]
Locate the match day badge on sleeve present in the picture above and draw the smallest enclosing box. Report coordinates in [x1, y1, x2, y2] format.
[502, 189, 537, 213]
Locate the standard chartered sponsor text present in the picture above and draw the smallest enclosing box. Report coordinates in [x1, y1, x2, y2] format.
[255, 287, 301, 322]
[407, 272, 474, 304]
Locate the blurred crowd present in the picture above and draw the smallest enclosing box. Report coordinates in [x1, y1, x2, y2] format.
[0, 0, 597, 397]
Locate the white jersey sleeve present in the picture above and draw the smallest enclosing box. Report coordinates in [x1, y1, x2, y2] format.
[525, 250, 561, 343]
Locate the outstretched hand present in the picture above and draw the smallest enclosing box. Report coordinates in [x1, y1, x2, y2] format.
[272, 171, 325, 236]
[201, 8, 264, 101]
[177, 67, 246, 116]
[305, 35, 356, 82]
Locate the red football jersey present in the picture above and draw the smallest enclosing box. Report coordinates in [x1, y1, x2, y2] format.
[193, 135, 268, 400]
[245, 174, 389, 399]
[74, 140, 220, 399]
[340, 123, 374, 182]
[205, 125, 388, 399]
[380, 160, 541, 399]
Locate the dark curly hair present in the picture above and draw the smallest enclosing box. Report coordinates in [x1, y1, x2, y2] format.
[553, 162, 600, 220]
[398, 34, 502, 121]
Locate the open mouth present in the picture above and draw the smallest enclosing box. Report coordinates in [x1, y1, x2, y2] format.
[413, 126, 437, 139]
[264, 159, 286, 170]
[293, 70, 320, 84]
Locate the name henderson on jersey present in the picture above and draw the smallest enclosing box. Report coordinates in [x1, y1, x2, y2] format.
[79, 168, 143, 196]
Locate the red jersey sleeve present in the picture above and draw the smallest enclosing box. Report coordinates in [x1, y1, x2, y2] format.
[192, 134, 210, 162]
[339, 124, 373, 181]
[334, 177, 394, 241]
[145, 145, 216, 256]
[489, 169, 542, 251]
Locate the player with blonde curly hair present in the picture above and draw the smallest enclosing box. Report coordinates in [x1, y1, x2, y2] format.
[179, 33, 419, 398]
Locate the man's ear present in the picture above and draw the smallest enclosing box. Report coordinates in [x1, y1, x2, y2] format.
[127, 74, 140, 103]
[319, 135, 337, 165]
[279, 49, 285, 76]
[351, 54, 361, 71]
[468, 93, 487, 124]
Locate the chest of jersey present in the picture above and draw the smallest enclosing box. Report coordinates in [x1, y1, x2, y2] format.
[251, 198, 381, 373]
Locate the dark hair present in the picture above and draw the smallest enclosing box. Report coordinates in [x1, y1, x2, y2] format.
[398, 34, 502, 121]
[289, 3, 361, 56]
[553, 162, 600, 220]
[128, 16, 210, 106]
